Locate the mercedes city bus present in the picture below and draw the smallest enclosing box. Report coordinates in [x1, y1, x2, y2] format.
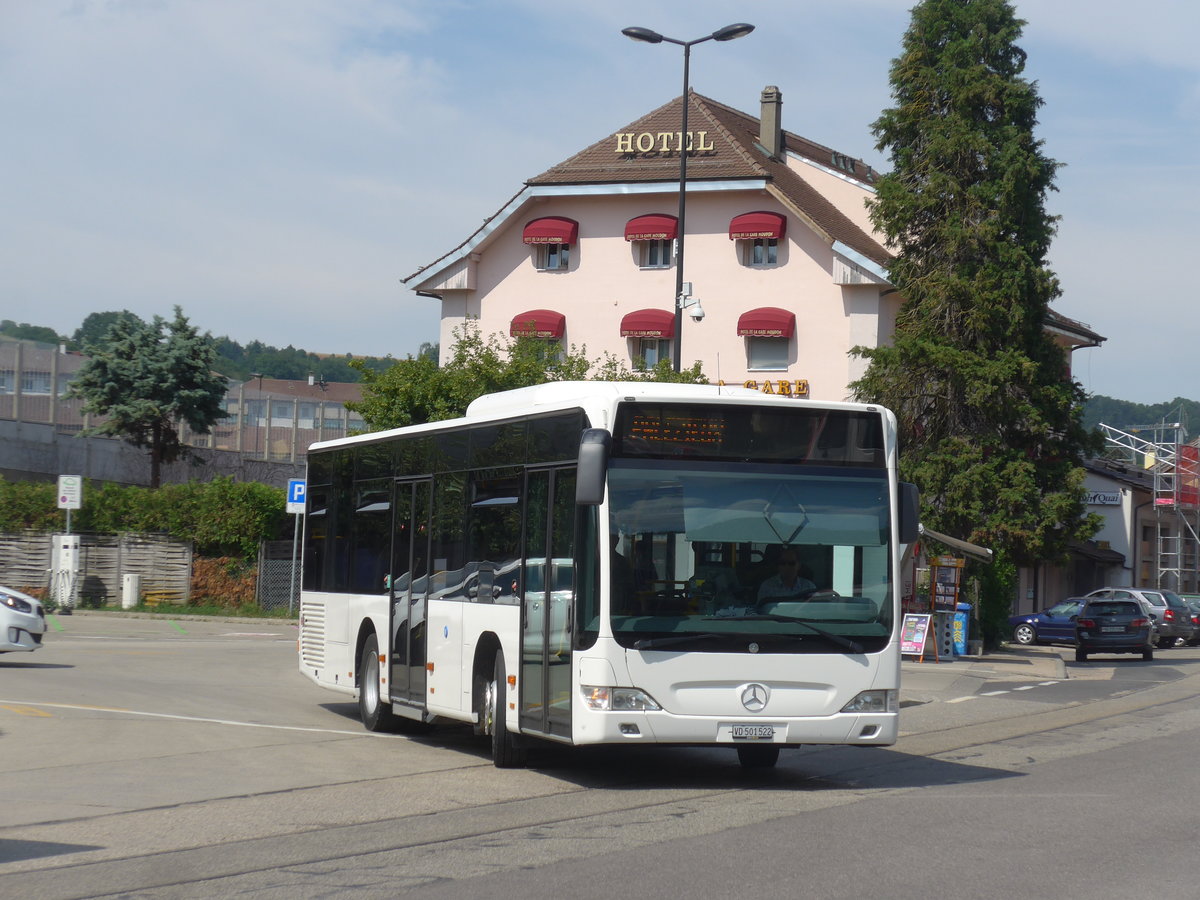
[298, 381, 918, 768]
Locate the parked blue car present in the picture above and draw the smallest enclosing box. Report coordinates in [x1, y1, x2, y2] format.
[1009, 598, 1085, 645]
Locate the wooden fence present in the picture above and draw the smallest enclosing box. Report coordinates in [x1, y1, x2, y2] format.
[0, 531, 192, 605]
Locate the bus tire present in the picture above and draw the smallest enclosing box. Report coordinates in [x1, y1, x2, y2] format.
[737, 744, 781, 769]
[483, 651, 527, 768]
[358, 633, 398, 732]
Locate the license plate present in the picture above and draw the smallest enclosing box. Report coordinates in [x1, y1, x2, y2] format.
[1101, 626, 1123, 632]
[731, 724, 776, 741]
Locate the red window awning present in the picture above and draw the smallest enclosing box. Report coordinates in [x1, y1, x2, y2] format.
[624, 214, 678, 242]
[620, 308, 676, 338]
[510, 309, 565, 338]
[737, 307, 795, 338]
[729, 211, 787, 240]
[522, 216, 578, 245]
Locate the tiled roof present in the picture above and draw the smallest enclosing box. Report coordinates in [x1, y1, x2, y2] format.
[405, 89, 891, 284]
[528, 90, 890, 266]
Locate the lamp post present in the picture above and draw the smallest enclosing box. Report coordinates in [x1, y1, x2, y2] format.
[622, 23, 754, 372]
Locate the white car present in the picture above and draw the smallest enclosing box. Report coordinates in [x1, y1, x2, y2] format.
[0, 585, 47, 653]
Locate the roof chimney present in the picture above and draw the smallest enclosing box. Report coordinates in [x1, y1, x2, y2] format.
[760, 85, 783, 160]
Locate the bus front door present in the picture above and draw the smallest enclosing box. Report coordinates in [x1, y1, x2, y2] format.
[519, 466, 576, 740]
[390, 478, 431, 708]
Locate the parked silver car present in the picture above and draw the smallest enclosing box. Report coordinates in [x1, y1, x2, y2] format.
[0, 585, 46, 653]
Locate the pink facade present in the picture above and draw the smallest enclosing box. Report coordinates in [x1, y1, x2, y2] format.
[407, 87, 1100, 402]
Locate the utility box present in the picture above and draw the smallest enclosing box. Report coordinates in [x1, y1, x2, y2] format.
[121, 573, 142, 610]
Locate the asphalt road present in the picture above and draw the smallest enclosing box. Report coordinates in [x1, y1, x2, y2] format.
[2, 613, 1199, 899]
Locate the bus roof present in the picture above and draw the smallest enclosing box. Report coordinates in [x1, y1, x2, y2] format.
[309, 381, 885, 453]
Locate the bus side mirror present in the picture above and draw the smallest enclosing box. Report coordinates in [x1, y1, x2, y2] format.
[898, 482, 920, 545]
[576, 428, 611, 506]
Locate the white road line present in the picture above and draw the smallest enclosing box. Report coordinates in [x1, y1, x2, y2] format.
[980, 690, 1010, 696]
[0, 699, 389, 738]
[946, 696, 978, 703]
[1013, 685, 1036, 691]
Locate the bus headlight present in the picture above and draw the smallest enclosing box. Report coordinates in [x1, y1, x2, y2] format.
[840, 689, 898, 714]
[582, 686, 662, 711]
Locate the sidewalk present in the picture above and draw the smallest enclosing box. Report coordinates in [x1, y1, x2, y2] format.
[901, 645, 1066, 702]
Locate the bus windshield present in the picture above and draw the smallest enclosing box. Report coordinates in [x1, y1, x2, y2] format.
[607, 459, 893, 654]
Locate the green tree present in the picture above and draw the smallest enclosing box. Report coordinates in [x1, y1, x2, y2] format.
[349, 319, 705, 431]
[67, 306, 230, 488]
[0, 320, 65, 344]
[73, 311, 144, 352]
[851, 0, 1102, 644]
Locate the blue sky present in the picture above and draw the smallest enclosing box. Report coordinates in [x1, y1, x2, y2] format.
[2, 0, 1196, 405]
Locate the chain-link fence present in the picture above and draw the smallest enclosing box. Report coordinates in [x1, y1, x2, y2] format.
[257, 540, 301, 613]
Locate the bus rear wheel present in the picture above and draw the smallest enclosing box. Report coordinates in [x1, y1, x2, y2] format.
[358, 633, 398, 732]
[480, 651, 526, 768]
[737, 744, 781, 769]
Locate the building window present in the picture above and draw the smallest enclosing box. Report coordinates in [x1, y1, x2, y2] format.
[747, 337, 789, 371]
[21, 371, 52, 394]
[637, 240, 673, 269]
[633, 338, 671, 370]
[536, 243, 570, 271]
[741, 238, 778, 267]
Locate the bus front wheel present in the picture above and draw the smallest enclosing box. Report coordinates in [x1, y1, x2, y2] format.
[481, 651, 527, 768]
[358, 634, 398, 732]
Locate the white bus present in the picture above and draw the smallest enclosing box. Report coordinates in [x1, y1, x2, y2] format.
[298, 382, 918, 768]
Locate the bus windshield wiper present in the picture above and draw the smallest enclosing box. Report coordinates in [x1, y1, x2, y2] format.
[704, 613, 864, 654]
[633, 632, 723, 651]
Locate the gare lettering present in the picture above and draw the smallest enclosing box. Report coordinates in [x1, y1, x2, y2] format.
[718, 379, 810, 398]
[615, 131, 716, 155]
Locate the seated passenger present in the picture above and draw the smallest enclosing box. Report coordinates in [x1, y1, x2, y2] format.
[757, 549, 816, 602]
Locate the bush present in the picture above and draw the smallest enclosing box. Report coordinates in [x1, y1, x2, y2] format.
[0, 476, 286, 560]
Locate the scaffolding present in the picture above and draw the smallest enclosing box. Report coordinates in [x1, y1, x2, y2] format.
[1100, 421, 1200, 592]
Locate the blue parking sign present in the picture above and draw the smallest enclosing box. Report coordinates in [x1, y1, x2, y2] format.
[287, 479, 306, 514]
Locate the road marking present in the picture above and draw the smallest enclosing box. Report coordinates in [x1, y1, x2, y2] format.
[221, 632, 287, 637]
[944, 679, 1067, 704]
[46, 614, 65, 632]
[0, 699, 389, 737]
[168, 620, 188, 634]
[0, 704, 53, 717]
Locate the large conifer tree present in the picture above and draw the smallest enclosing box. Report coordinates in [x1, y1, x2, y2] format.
[69, 306, 228, 488]
[851, 0, 1101, 633]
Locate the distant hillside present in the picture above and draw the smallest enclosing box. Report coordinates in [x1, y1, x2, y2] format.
[1, 314, 434, 384]
[1084, 395, 1200, 437]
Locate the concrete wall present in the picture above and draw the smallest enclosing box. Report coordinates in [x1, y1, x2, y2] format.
[0, 419, 303, 488]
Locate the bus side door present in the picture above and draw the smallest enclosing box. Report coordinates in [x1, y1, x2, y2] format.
[520, 465, 576, 740]
[390, 478, 431, 707]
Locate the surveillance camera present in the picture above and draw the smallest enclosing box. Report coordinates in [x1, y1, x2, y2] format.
[689, 305, 705, 321]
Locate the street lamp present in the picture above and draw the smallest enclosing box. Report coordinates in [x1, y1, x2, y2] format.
[622, 23, 754, 372]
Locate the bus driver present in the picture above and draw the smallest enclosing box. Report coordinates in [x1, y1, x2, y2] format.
[757, 548, 816, 602]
